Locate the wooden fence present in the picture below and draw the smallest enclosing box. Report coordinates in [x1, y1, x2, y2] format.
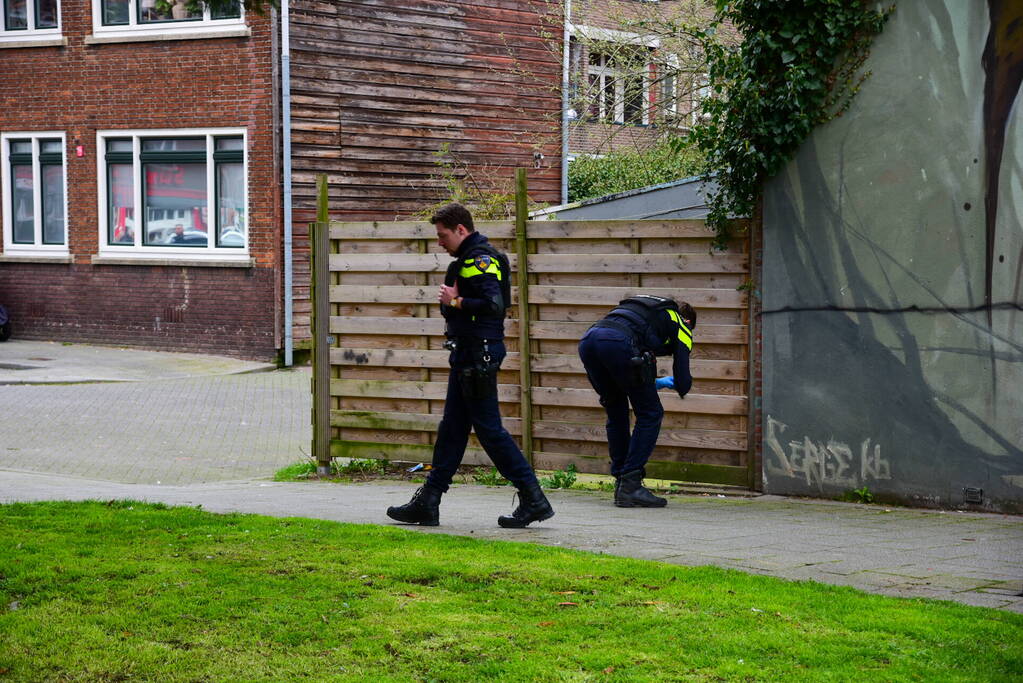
[311, 172, 754, 487]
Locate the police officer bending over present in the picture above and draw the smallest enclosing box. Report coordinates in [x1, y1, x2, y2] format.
[578, 295, 696, 507]
[387, 203, 555, 528]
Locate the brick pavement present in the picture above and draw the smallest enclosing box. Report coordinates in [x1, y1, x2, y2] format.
[1, 365, 310, 485]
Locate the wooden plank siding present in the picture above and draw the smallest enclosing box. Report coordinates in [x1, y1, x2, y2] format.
[320, 217, 753, 486]
[289, 1, 563, 344]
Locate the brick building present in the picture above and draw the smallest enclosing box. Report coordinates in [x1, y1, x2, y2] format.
[0, 0, 281, 358]
[0, 0, 562, 360]
[565, 0, 713, 158]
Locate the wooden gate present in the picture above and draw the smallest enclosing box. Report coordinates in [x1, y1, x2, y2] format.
[311, 173, 753, 487]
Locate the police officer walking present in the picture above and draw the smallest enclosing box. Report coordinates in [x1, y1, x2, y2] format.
[578, 295, 696, 507]
[387, 203, 554, 528]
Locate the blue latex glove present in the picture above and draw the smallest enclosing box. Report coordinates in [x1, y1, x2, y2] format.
[654, 376, 675, 390]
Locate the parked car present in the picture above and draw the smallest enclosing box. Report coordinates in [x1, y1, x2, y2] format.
[218, 228, 244, 247]
[0, 305, 11, 341]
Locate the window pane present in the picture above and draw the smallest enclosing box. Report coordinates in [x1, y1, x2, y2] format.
[11, 164, 33, 243]
[661, 74, 675, 115]
[5, 0, 27, 30]
[211, 0, 240, 19]
[624, 75, 643, 124]
[142, 138, 205, 152]
[36, 0, 57, 27]
[587, 73, 600, 120]
[140, 0, 200, 24]
[604, 79, 616, 122]
[217, 162, 244, 247]
[107, 139, 132, 153]
[41, 164, 64, 245]
[108, 164, 135, 245]
[102, 0, 129, 25]
[10, 141, 31, 155]
[40, 139, 62, 155]
[143, 163, 207, 246]
[215, 137, 243, 151]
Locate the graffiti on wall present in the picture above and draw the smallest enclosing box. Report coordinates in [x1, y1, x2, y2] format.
[765, 416, 891, 492]
[760, 0, 1023, 511]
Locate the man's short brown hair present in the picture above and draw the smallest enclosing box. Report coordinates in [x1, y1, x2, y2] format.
[677, 301, 697, 328]
[430, 203, 475, 232]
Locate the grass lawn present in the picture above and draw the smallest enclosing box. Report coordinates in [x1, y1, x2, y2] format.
[1, 502, 1020, 682]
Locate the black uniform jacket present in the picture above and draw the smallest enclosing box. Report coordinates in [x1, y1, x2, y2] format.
[441, 232, 506, 341]
[603, 307, 694, 399]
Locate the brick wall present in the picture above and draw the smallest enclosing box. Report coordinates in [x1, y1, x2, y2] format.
[0, 1, 280, 360]
[565, 1, 713, 159]
[750, 200, 763, 490]
[569, 119, 662, 156]
[1, 261, 277, 355]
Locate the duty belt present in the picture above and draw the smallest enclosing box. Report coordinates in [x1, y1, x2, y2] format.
[444, 336, 493, 360]
[590, 317, 637, 340]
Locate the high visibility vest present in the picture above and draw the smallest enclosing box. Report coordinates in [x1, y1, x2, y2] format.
[611, 295, 693, 354]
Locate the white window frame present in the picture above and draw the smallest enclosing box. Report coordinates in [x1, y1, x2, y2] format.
[571, 25, 657, 127]
[1, 132, 68, 255]
[0, 0, 62, 44]
[692, 72, 711, 126]
[587, 52, 618, 123]
[660, 54, 680, 118]
[96, 128, 249, 261]
[89, 0, 245, 41]
[586, 51, 651, 126]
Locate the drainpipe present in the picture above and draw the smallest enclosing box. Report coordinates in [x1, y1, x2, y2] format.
[281, 0, 294, 366]
[560, 0, 572, 205]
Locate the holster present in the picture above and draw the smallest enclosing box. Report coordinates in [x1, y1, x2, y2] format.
[629, 350, 656, 387]
[456, 341, 499, 400]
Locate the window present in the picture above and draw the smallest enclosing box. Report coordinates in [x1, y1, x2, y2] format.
[92, 0, 241, 37]
[98, 130, 247, 257]
[585, 49, 651, 125]
[691, 73, 710, 126]
[2, 133, 67, 253]
[1, 0, 60, 40]
[661, 72, 676, 117]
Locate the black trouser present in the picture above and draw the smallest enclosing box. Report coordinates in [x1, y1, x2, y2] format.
[578, 326, 664, 477]
[425, 339, 537, 492]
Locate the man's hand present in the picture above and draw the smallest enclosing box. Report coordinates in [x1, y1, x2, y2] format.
[439, 283, 459, 307]
[654, 376, 675, 390]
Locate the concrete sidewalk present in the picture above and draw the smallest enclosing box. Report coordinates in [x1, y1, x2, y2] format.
[0, 339, 275, 384]
[2, 469, 1021, 612]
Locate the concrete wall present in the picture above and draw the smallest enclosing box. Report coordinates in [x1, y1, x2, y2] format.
[761, 0, 1023, 511]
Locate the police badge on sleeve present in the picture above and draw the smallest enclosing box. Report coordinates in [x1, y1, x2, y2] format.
[474, 255, 492, 271]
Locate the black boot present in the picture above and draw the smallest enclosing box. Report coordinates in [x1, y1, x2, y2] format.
[498, 481, 555, 528]
[614, 469, 667, 508]
[386, 485, 442, 526]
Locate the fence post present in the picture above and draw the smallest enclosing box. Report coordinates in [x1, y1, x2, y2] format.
[514, 168, 534, 466]
[312, 174, 331, 475]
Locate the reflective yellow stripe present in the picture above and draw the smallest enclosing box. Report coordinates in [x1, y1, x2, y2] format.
[677, 325, 693, 350]
[459, 258, 502, 280]
[667, 309, 694, 350]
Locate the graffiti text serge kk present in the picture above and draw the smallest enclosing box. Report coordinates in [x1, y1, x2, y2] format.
[766, 416, 891, 491]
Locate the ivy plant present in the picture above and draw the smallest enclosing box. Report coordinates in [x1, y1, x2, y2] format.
[686, 0, 892, 248]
